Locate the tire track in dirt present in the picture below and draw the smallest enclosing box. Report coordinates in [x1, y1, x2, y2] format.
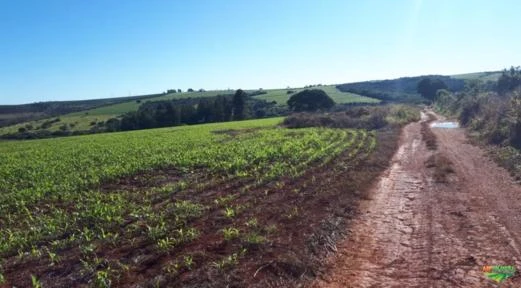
[310, 111, 521, 287]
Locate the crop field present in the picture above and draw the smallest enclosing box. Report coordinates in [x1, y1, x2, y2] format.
[254, 85, 380, 105]
[0, 116, 379, 287]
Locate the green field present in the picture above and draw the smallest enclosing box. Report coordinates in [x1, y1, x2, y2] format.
[0, 116, 375, 286]
[451, 71, 502, 82]
[254, 85, 380, 106]
[0, 86, 378, 136]
[68, 90, 236, 117]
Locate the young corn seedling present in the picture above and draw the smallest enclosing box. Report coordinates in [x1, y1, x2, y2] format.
[183, 255, 194, 270]
[223, 207, 235, 218]
[222, 227, 240, 241]
[31, 275, 42, 288]
[94, 268, 112, 288]
[156, 237, 176, 252]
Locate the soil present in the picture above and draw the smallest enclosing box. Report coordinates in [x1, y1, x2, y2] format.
[310, 111, 521, 287]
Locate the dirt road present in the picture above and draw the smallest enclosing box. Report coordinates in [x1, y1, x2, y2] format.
[311, 113, 521, 287]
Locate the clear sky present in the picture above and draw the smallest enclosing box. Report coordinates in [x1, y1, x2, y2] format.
[1, 0, 520, 104]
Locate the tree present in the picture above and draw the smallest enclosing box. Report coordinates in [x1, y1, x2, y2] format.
[287, 89, 335, 112]
[196, 99, 212, 123]
[497, 66, 521, 95]
[105, 118, 121, 132]
[177, 89, 182, 93]
[187, 88, 194, 92]
[417, 78, 448, 101]
[233, 89, 248, 120]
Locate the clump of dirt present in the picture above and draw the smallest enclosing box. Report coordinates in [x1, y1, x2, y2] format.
[425, 153, 455, 183]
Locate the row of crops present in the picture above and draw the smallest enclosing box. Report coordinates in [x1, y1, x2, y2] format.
[0, 117, 376, 286]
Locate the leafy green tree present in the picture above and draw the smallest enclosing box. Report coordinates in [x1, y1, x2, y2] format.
[497, 66, 521, 95]
[287, 89, 335, 112]
[105, 118, 121, 132]
[233, 89, 248, 120]
[417, 78, 448, 101]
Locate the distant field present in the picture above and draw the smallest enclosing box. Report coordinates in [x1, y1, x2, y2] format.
[68, 90, 235, 117]
[72, 86, 377, 116]
[255, 85, 380, 105]
[451, 71, 502, 82]
[0, 114, 114, 134]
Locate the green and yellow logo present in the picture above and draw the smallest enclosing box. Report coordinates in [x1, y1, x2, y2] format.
[482, 265, 516, 283]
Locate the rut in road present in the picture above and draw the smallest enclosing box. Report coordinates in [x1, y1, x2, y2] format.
[310, 113, 521, 288]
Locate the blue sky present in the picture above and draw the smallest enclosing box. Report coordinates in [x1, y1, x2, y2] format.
[1, 0, 520, 104]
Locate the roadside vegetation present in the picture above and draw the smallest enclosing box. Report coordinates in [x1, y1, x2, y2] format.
[434, 66, 521, 182]
[283, 105, 420, 130]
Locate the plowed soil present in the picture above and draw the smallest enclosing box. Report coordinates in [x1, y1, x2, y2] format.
[311, 112, 521, 287]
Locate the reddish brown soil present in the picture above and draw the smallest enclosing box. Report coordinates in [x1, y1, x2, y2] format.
[310, 112, 521, 287]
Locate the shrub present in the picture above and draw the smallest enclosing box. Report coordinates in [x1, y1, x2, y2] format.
[283, 105, 418, 130]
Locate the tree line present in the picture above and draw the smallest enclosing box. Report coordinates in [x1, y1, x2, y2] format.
[337, 75, 466, 103]
[113, 89, 281, 131]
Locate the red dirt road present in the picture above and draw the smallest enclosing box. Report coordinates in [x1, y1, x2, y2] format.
[311, 113, 521, 287]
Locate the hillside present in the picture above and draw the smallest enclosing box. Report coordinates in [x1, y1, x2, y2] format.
[0, 70, 504, 137]
[450, 71, 502, 82]
[0, 86, 376, 136]
[336, 75, 466, 103]
[0, 93, 166, 128]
